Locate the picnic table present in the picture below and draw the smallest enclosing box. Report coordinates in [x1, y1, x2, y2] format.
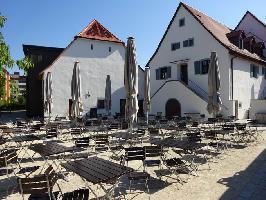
[61, 156, 133, 199]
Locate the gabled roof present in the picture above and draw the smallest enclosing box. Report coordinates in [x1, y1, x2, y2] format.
[146, 2, 266, 67]
[235, 11, 266, 31]
[75, 19, 124, 44]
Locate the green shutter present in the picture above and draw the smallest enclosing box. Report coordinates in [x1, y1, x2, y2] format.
[167, 66, 171, 78]
[156, 68, 160, 80]
[194, 61, 200, 74]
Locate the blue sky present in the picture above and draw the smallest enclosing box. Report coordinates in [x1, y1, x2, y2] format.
[1, 0, 265, 74]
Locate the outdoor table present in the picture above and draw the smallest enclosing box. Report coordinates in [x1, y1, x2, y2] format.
[61, 156, 133, 199]
[29, 142, 74, 173]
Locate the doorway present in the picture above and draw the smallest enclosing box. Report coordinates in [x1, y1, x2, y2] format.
[165, 98, 181, 119]
[180, 64, 188, 85]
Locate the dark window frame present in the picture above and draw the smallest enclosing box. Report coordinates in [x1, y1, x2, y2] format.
[171, 42, 180, 51]
[250, 64, 259, 79]
[194, 59, 210, 75]
[179, 18, 185, 27]
[156, 66, 172, 80]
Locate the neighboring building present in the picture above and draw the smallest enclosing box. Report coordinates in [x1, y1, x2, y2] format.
[23, 45, 64, 117]
[0, 69, 11, 100]
[146, 2, 266, 119]
[10, 72, 26, 96]
[24, 19, 144, 118]
[235, 11, 266, 57]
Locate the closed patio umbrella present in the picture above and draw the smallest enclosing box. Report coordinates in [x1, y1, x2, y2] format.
[44, 72, 52, 121]
[105, 75, 111, 115]
[71, 61, 83, 120]
[143, 67, 150, 124]
[207, 52, 222, 117]
[124, 37, 138, 129]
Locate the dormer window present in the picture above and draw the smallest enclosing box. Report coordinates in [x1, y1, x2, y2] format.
[226, 30, 246, 49]
[179, 18, 185, 27]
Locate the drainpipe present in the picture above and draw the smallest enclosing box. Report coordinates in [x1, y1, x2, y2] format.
[230, 56, 237, 100]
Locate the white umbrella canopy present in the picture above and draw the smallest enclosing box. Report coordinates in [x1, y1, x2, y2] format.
[44, 72, 52, 119]
[207, 52, 222, 116]
[71, 61, 83, 119]
[124, 37, 138, 127]
[143, 67, 151, 122]
[105, 75, 111, 115]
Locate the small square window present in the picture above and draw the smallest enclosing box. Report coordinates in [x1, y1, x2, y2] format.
[171, 42, 180, 51]
[91, 44, 93, 50]
[188, 38, 194, 47]
[179, 18, 185, 27]
[250, 64, 259, 78]
[97, 99, 105, 109]
[109, 47, 111, 52]
[183, 40, 189, 47]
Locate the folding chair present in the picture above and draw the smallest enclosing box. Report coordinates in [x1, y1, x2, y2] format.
[122, 147, 150, 193]
[17, 165, 61, 200]
[61, 189, 89, 200]
[93, 134, 109, 153]
[143, 145, 162, 171]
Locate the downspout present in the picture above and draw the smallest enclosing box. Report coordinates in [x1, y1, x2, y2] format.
[230, 56, 237, 100]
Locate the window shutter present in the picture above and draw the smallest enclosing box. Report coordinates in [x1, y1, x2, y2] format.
[156, 69, 160, 80]
[194, 61, 201, 74]
[257, 66, 260, 76]
[167, 66, 171, 78]
[250, 64, 253, 78]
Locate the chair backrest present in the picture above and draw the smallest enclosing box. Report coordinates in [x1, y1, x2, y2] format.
[62, 189, 89, 200]
[0, 149, 18, 168]
[186, 132, 202, 142]
[222, 124, 235, 131]
[46, 128, 58, 138]
[94, 135, 108, 146]
[235, 124, 246, 131]
[109, 123, 120, 130]
[125, 147, 145, 161]
[75, 137, 90, 147]
[18, 165, 57, 195]
[71, 128, 82, 135]
[144, 146, 162, 158]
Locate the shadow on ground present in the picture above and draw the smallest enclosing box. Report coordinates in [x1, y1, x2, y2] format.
[218, 148, 266, 200]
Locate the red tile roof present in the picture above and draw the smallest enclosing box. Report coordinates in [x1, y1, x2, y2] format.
[146, 2, 266, 67]
[75, 19, 124, 44]
[182, 3, 266, 65]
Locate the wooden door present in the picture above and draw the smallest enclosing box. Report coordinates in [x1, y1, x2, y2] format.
[165, 98, 181, 119]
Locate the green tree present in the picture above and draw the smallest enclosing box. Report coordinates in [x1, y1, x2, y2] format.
[0, 13, 33, 98]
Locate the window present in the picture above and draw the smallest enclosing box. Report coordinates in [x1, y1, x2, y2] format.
[97, 99, 105, 109]
[179, 18, 185, 27]
[109, 47, 111, 52]
[171, 42, 180, 51]
[194, 59, 210, 75]
[262, 67, 266, 79]
[183, 40, 189, 47]
[183, 38, 194, 47]
[91, 44, 93, 50]
[239, 38, 244, 49]
[156, 66, 171, 80]
[188, 38, 194, 46]
[250, 64, 259, 78]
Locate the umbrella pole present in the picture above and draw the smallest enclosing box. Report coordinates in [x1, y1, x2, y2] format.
[146, 111, 149, 125]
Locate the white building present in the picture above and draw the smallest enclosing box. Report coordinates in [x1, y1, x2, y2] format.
[41, 19, 144, 118]
[146, 3, 266, 119]
[235, 11, 266, 57]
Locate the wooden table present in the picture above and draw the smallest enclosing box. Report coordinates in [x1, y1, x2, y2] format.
[61, 157, 133, 199]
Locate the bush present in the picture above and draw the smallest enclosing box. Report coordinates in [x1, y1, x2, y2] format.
[0, 96, 26, 111]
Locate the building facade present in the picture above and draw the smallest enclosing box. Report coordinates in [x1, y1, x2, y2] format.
[146, 3, 266, 119]
[23, 45, 64, 117]
[25, 20, 144, 119]
[10, 72, 26, 96]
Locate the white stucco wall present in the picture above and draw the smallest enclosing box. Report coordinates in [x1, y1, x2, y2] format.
[44, 38, 126, 117]
[236, 13, 266, 56]
[232, 57, 266, 119]
[138, 67, 145, 99]
[150, 81, 211, 118]
[148, 5, 231, 117]
[250, 99, 266, 119]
